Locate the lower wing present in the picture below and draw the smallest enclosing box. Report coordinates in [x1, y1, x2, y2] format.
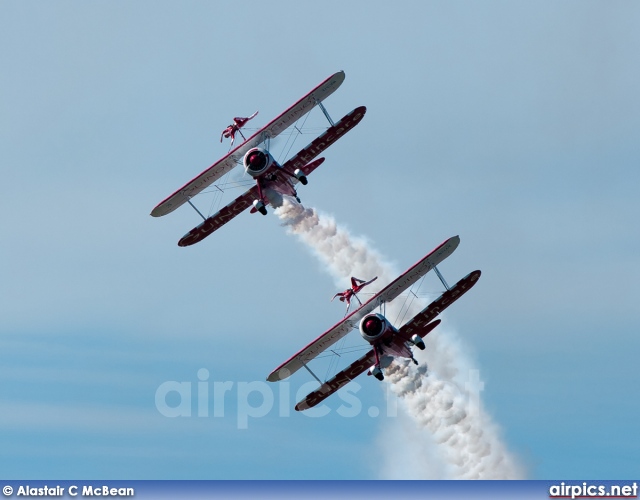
[178, 187, 258, 247]
[177, 158, 325, 247]
[295, 350, 375, 411]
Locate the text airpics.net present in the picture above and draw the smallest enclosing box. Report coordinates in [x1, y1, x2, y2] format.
[155, 368, 398, 429]
[154, 367, 488, 429]
[549, 482, 638, 499]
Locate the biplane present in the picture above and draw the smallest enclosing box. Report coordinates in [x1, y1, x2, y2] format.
[150, 71, 366, 247]
[266, 236, 481, 411]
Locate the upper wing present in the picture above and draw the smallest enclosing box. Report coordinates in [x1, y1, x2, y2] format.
[151, 71, 346, 218]
[294, 349, 375, 411]
[177, 158, 325, 247]
[267, 235, 461, 382]
[365, 236, 460, 308]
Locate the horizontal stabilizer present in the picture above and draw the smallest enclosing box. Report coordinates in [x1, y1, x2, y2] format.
[397, 318, 441, 343]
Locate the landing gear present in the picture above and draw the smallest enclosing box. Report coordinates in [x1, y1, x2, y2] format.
[370, 365, 384, 381]
[253, 182, 268, 215]
[294, 168, 308, 185]
[411, 356, 418, 366]
[370, 347, 385, 381]
[253, 199, 267, 216]
[410, 334, 426, 350]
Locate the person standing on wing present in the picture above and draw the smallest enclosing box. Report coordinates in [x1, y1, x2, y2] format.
[331, 276, 378, 316]
[220, 111, 259, 146]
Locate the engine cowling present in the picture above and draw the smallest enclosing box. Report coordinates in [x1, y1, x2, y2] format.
[243, 147, 275, 177]
[359, 313, 394, 343]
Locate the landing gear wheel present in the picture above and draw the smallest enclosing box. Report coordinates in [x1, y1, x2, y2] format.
[374, 371, 384, 381]
[253, 199, 267, 216]
[410, 334, 426, 350]
[294, 168, 308, 185]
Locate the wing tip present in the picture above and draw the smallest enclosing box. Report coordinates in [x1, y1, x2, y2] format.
[267, 368, 287, 382]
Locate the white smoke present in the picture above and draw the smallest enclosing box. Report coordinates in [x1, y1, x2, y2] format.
[276, 199, 524, 479]
[275, 200, 396, 286]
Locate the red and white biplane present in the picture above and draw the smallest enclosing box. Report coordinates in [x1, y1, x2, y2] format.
[267, 236, 481, 411]
[150, 71, 366, 246]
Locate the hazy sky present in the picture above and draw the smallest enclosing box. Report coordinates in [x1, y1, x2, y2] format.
[1, 1, 638, 479]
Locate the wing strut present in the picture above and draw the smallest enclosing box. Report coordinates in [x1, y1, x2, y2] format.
[315, 98, 335, 126]
[187, 198, 206, 221]
[433, 265, 450, 291]
[301, 360, 322, 385]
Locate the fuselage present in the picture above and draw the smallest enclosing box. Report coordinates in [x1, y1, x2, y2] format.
[243, 147, 298, 204]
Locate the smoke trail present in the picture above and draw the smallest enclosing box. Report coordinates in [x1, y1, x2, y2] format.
[275, 199, 396, 286]
[276, 199, 524, 479]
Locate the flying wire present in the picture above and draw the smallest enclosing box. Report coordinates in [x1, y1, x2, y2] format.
[278, 109, 313, 165]
[394, 274, 428, 327]
[323, 328, 351, 382]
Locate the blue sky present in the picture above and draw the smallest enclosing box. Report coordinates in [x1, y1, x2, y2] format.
[1, 1, 638, 479]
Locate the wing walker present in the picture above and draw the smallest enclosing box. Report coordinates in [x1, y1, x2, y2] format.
[331, 277, 378, 316]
